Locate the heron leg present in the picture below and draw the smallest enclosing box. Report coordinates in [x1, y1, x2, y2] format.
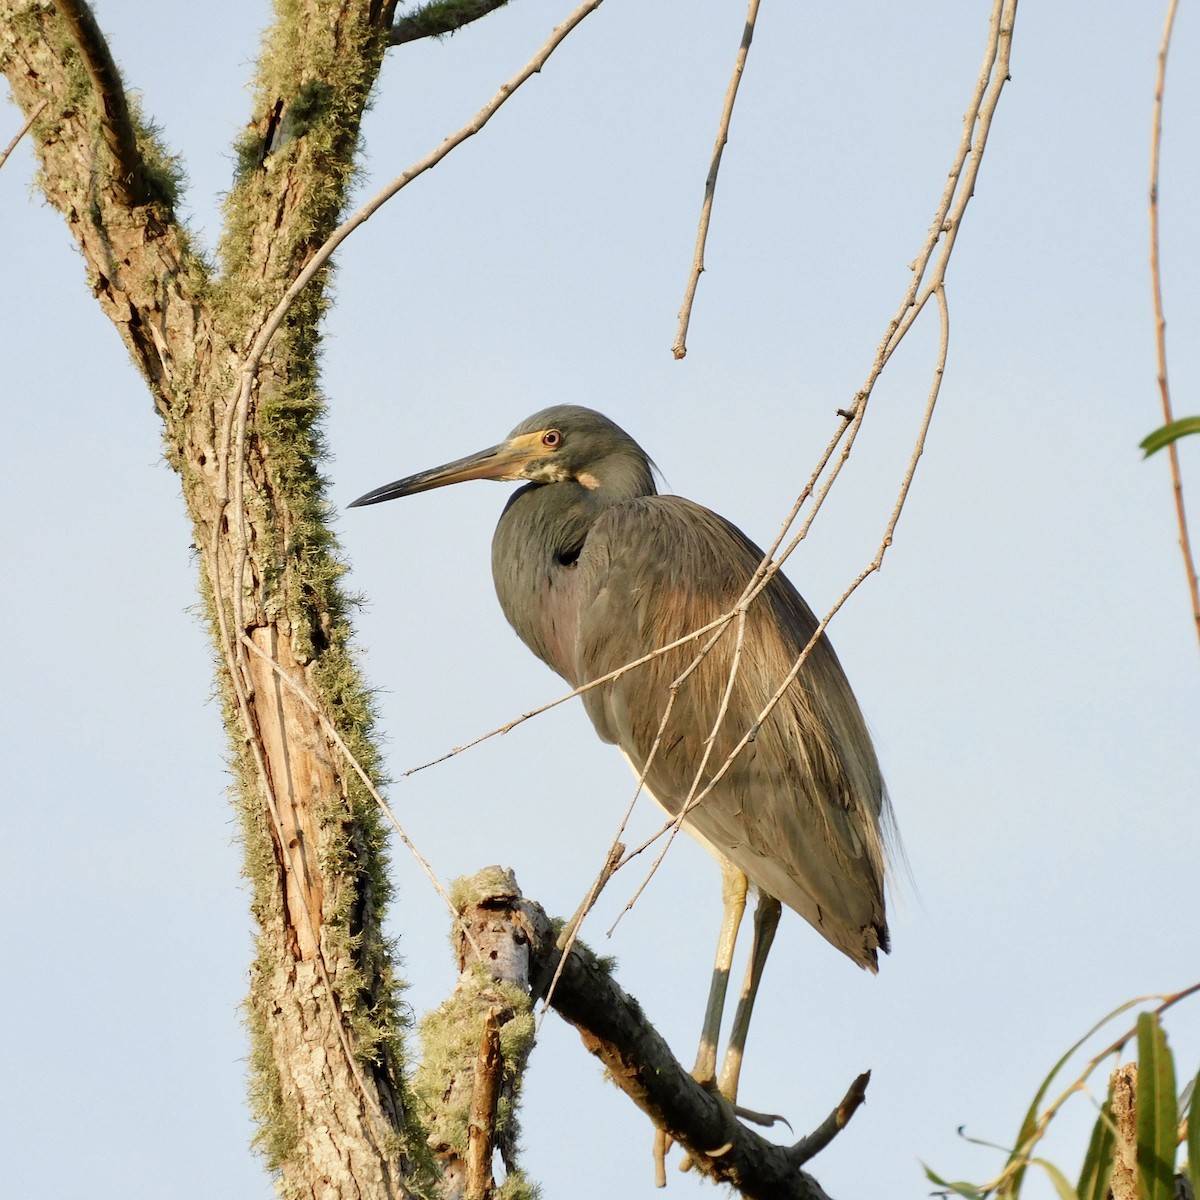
[716, 890, 782, 1103]
[691, 859, 748, 1086]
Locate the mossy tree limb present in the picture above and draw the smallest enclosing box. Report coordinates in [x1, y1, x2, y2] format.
[48, 0, 148, 202]
[1, 2, 420, 1195]
[388, 0, 512, 46]
[414, 869, 538, 1200]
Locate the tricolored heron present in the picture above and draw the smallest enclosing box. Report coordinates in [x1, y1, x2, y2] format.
[351, 405, 894, 1106]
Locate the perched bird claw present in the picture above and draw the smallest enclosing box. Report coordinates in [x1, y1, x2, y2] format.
[731, 1103, 791, 1131]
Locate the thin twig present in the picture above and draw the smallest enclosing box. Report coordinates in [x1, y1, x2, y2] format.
[639, 0, 1011, 870]
[541, 620, 740, 1004]
[50, 0, 148, 204]
[673, 0, 762, 359]
[627, 0, 1014, 859]
[1148, 0, 1200, 649]
[619, 282, 951, 908]
[533, 839, 624, 1021]
[609, 609, 750, 932]
[706, 284, 951, 811]
[236, 0, 604, 410]
[0, 101, 46, 174]
[751, 0, 1013, 595]
[400, 611, 733, 777]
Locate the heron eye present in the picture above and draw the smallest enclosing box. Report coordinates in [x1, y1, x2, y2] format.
[542, 430, 562, 448]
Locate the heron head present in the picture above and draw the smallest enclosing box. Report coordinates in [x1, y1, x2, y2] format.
[348, 405, 655, 507]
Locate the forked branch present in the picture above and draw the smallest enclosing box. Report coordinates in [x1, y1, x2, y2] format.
[463, 869, 860, 1200]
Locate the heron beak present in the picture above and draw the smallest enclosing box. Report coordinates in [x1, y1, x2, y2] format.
[348, 433, 550, 508]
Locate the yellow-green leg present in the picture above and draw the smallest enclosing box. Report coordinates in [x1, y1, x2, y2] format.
[692, 859, 748, 1085]
[656, 860, 749, 1183]
[717, 890, 782, 1103]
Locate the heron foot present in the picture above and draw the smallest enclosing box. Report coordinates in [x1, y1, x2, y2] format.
[665, 1078, 793, 1178]
[729, 1101, 791, 1130]
[701, 1078, 790, 1136]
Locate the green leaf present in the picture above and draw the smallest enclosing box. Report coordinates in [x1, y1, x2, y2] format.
[1136, 1012, 1178, 1200]
[1140, 416, 1200, 457]
[1030, 1157, 1082, 1200]
[1002, 997, 1149, 1198]
[1076, 1095, 1116, 1200]
[1187, 1065, 1200, 1199]
[923, 1166, 987, 1199]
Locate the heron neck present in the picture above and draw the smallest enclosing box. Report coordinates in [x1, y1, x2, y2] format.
[491, 453, 655, 677]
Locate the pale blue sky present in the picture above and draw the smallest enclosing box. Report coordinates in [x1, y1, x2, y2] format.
[2, 3, 1198, 1198]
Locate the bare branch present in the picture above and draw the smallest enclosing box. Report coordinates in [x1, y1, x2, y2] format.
[0, 100, 45, 174]
[1148, 0, 1200, 650]
[788, 1072, 870, 1167]
[654, 284, 952, 858]
[399, 609, 732, 777]
[50, 0, 148, 204]
[390, 0, 512, 46]
[484, 873, 863, 1200]
[673, 0, 761, 359]
[624, 0, 1018, 880]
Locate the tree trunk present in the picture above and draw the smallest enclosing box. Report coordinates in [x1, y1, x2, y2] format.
[2, 3, 421, 1194]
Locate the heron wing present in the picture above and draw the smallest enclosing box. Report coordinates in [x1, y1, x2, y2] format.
[574, 495, 891, 969]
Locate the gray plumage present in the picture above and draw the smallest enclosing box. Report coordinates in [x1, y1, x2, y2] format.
[493, 406, 890, 969]
[352, 404, 894, 971]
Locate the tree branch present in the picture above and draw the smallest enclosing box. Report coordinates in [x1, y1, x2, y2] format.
[50, 0, 149, 204]
[1, 0, 209, 427]
[417, 869, 539, 1197]
[458, 870, 861, 1200]
[1147, 0, 1200, 649]
[673, 0, 761, 360]
[0, 99, 44, 174]
[389, 0, 512, 46]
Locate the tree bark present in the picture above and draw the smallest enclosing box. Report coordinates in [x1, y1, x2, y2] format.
[1111, 1064, 1138, 1200]
[2, 3, 419, 1195]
